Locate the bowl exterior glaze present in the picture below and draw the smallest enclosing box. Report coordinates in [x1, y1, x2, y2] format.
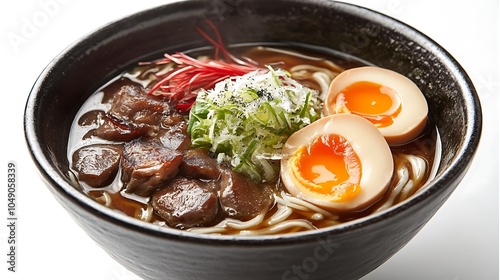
[24, 1, 481, 279]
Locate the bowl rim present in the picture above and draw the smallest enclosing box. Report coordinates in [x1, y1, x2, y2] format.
[24, 0, 482, 245]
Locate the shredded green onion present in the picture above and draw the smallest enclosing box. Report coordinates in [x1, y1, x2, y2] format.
[188, 68, 321, 182]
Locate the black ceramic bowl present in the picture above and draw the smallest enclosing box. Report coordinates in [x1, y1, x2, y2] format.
[24, 0, 481, 279]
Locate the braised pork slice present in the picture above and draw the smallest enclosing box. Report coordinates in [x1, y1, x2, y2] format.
[121, 137, 183, 196]
[159, 121, 191, 151]
[96, 85, 168, 141]
[219, 168, 273, 220]
[71, 144, 122, 188]
[152, 177, 219, 229]
[179, 149, 220, 180]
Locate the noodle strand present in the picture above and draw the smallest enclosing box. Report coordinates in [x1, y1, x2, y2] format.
[239, 220, 316, 235]
[375, 163, 410, 212]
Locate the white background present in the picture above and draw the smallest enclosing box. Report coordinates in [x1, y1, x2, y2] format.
[0, 0, 498, 279]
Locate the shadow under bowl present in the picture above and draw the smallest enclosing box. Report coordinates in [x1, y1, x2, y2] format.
[24, 1, 481, 279]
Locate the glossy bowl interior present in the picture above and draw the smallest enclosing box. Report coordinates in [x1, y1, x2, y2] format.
[24, 0, 481, 279]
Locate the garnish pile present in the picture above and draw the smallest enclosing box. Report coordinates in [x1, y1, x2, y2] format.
[142, 20, 322, 183]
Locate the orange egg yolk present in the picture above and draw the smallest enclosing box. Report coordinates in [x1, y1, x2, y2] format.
[335, 81, 401, 127]
[290, 134, 362, 202]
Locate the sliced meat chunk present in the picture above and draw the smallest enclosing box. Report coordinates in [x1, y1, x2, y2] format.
[95, 116, 151, 141]
[101, 77, 141, 103]
[121, 138, 183, 196]
[161, 112, 185, 126]
[107, 85, 166, 124]
[71, 144, 122, 188]
[218, 168, 273, 220]
[179, 149, 220, 180]
[152, 177, 219, 229]
[159, 121, 191, 150]
[96, 85, 169, 141]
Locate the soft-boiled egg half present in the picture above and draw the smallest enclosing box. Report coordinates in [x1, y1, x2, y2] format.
[280, 114, 394, 211]
[323, 66, 428, 146]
